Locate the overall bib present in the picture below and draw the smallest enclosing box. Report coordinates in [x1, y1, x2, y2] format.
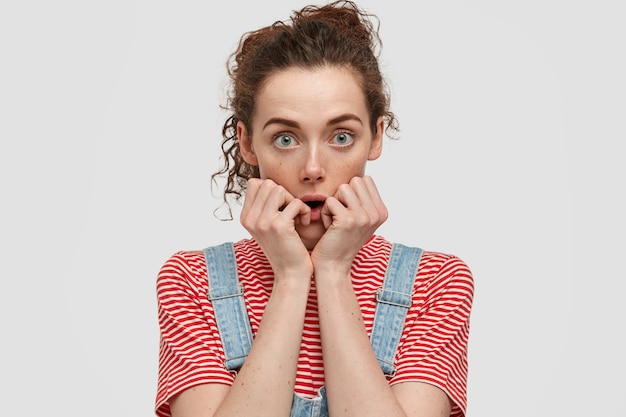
[204, 242, 423, 417]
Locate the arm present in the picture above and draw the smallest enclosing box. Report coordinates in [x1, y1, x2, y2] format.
[312, 176, 470, 416]
[312, 176, 413, 416]
[162, 179, 315, 417]
[170, 275, 310, 417]
[182, 179, 312, 417]
[315, 269, 452, 417]
[315, 267, 407, 416]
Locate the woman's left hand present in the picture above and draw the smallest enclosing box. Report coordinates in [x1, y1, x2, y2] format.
[311, 175, 388, 275]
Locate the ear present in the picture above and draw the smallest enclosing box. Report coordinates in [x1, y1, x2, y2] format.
[367, 116, 384, 161]
[237, 121, 258, 166]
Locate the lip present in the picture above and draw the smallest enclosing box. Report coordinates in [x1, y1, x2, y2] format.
[300, 194, 327, 204]
[300, 194, 327, 221]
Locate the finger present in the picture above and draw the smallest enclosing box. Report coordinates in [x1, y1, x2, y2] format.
[331, 177, 387, 226]
[282, 199, 311, 227]
[355, 176, 388, 222]
[333, 180, 364, 210]
[264, 182, 293, 211]
[354, 176, 387, 216]
[241, 179, 284, 226]
[320, 196, 344, 229]
[241, 178, 262, 219]
[350, 176, 375, 208]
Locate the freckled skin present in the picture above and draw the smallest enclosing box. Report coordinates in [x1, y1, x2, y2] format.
[238, 66, 383, 249]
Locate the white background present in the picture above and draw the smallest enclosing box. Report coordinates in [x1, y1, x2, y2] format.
[1, 1, 624, 416]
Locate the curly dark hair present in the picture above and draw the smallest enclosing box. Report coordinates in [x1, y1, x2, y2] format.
[211, 1, 398, 218]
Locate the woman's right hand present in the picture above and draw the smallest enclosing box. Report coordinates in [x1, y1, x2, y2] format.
[240, 178, 314, 281]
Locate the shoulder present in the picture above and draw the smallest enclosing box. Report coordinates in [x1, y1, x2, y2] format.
[378, 236, 474, 301]
[415, 250, 474, 308]
[377, 237, 473, 285]
[418, 251, 473, 282]
[156, 249, 207, 299]
[232, 238, 265, 260]
[156, 239, 264, 293]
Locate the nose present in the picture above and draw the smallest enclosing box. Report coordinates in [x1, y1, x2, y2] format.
[300, 144, 325, 183]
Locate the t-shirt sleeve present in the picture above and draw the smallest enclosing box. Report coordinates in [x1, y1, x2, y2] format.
[154, 251, 235, 417]
[390, 253, 474, 417]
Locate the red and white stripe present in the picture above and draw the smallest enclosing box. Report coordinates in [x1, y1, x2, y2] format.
[155, 235, 473, 417]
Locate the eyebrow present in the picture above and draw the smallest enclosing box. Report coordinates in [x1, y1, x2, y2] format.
[263, 118, 300, 130]
[262, 113, 364, 130]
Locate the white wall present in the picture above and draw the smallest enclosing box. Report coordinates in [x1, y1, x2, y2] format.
[1, 1, 624, 416]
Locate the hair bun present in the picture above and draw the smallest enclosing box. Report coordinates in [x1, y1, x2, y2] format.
[291, 1, 381, 55]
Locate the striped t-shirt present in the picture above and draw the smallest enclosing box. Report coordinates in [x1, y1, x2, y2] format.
[155, 235, 473, 417]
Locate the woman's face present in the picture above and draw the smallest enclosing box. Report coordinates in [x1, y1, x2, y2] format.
[238, 66, 383, 247]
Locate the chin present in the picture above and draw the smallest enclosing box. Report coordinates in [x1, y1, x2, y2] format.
[296, 222, 325, 251]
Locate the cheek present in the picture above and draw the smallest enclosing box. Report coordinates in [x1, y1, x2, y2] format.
[337, 155, 367, 177]
[256, 158, 284, 180]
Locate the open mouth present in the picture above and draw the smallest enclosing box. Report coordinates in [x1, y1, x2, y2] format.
[304, 200, 324, 209]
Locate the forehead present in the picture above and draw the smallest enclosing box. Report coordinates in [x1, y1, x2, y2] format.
[253, 66, 369, 122]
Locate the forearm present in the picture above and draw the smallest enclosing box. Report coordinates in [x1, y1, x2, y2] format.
[214, 278, 309, 417]
[316, 271, 407, 417]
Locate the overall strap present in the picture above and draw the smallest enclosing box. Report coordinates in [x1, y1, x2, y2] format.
[204, 242, 253, 371]
[290, 387, 328, 417]
[370, 243, 423, 375]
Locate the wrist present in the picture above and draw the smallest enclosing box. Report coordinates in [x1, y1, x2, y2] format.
[312, 259, 352, 278]
[312, 267, 353, 291]
[272, 269, 313, 291]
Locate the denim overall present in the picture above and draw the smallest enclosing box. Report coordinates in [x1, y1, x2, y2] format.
[204, 242, 423, 417]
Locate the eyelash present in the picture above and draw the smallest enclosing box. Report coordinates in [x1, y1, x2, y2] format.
[332, 129, 356, 147]
[272, 132, 297, 148]
[271, 129, 357, 148]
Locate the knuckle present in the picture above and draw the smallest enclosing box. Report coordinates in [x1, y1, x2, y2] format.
[247, 178, 261, 189]
[256, 219, 271, 233]
[337, 183, 350, 194]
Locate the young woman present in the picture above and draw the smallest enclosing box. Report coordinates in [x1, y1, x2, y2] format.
[155, 2, 474, 416]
